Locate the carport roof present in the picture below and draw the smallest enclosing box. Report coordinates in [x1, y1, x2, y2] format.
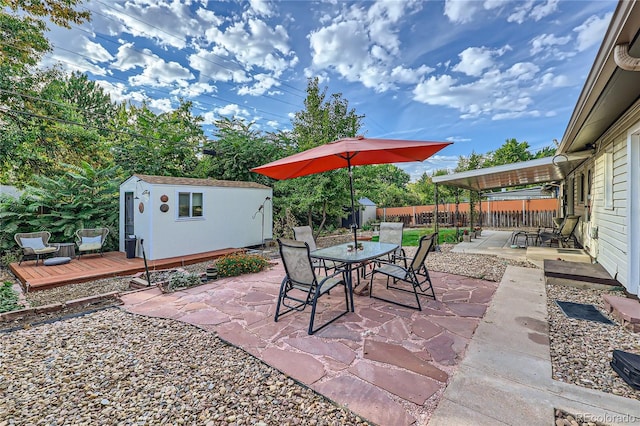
[431, 151, 591, 192]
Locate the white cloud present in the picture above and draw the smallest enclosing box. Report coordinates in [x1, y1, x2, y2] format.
[266, 120, 279, 128]
[413, 55, 549, 121]
[443, 0, 479, 24]
[453, 47, 501, 77]
[97, 0, 202, 49]
[188, 48, 251, 83]
[574, 12, 613, 52]
[129, 58, 194, 88]
[148, 97, 174, 113]
[94, 80, 147, 105]
[213, 103, 250, 118]
[248, 0, 274, 17]
[530, 33, 571, 55]
[171, 82, 217, 97]
[307, 1, 431, 92]
[508, 0, 559, 24]
[112, 43, 156, 71]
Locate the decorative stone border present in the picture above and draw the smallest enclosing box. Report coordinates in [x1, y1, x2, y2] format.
[0, 291, 122, 322]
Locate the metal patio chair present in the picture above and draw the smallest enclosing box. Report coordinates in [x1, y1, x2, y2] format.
[292, 225, 342, 275]
[369, 233, 437, 310]
[275, 239, 349, 335]
[378, 222, 406, 264]
[539, 215, 581, 248]
[14, 231, 59, 266]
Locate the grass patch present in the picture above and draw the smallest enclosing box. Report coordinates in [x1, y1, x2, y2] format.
[0, 281, 23, 313]
[371, 228, 460, 246]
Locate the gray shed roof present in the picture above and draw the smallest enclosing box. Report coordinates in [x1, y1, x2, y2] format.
[133, 174, 270, 189]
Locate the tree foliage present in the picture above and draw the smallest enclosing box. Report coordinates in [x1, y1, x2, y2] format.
[0, 162, 120, 253]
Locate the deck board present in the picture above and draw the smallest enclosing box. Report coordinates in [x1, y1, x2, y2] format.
[10, 249, 241, 291]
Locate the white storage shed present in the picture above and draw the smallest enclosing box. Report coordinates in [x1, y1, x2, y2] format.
[119, 174, 273, 260]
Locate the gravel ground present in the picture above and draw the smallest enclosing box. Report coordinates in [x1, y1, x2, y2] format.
[0, 309, 369, 425]
[2, 241, 639, 424]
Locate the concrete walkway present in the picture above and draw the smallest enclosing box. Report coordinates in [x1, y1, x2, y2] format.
[430, 267, 640, 425]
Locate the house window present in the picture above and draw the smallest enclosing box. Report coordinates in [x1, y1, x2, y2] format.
[178, 192, 203, 218]
[604, 152, 613, 209]
[579, 173, 585, 203]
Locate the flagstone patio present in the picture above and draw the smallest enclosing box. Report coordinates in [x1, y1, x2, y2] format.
[120, 261, 498, 425]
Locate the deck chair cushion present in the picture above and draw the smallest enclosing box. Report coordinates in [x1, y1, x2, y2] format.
[21, 237, 46, 250]
[81, 235, 102, 245]
[43, 256, 71, 266]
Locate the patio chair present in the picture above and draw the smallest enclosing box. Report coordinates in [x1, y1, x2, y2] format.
[539, 215, 581, 248]
[75, 227, 109, 258]
[292, 226, 342, 275]
[275, 239, 350, 335]
[369, 233, 437, 310]
[378, 222, 406, 264]
[14, 231, 59, 266]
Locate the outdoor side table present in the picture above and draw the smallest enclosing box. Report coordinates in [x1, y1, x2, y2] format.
[55, 243, 76, 259]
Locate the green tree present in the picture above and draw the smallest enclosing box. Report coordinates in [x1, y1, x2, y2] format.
[197, 117, 286, 186]
[284, 77, 364, 234]
[486, 138, 533, 167]
[1, 69, 115, 185]
[110, 100, 206, 177]
[0, 162, 120, 253]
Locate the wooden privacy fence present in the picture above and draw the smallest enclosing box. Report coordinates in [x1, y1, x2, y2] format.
[377, 199, 558, 229]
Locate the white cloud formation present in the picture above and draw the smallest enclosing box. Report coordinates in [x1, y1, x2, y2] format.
[508, 0, 559, 24]
[574, 12, 613, 52]
[453, 47, 507, 77]
[530, 33, 571, 55]
[248, 0, 274, 17]
[94, 80, 148, 105]
[443, 0, 506, 24]
[148, 97, 174, 113]
[129, 58, 194, 88]
[171, 82, 217, 97]
[307, 1, 433, 92]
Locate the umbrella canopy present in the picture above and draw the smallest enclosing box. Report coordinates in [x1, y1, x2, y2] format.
[251, 136, 452, 245]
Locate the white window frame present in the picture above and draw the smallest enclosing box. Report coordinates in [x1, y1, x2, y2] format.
[177, 191, 204, 220]
[604, 151, 614, 210]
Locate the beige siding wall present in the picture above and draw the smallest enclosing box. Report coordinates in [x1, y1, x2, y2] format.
[590, 135, 628, 284]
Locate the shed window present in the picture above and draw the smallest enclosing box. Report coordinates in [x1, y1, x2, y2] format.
[604, 152, 613, 209]
[178, 192, 203, 218]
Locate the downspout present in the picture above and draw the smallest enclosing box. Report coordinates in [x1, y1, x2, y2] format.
[614, 43, 640, 72]
[434, 183, 439, 248]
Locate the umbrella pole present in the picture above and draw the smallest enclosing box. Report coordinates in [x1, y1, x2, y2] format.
[348, 160, 358, 248]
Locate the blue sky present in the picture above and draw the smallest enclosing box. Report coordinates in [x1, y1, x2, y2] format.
[42, 0, 616, 180]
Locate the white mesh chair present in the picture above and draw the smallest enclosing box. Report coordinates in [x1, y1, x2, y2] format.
[275, 239, 349, 335]
[378, 222, 406, 263]
[369, 233, 437, 310]
[14, 231, 59, 266]
[292, 226, 341, 275]
[539, 215, 580, 248]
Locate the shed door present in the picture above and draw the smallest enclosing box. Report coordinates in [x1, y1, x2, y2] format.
[125, 192, 134, 236]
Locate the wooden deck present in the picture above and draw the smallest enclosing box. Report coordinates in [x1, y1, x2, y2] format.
[9, 249, 241, 292]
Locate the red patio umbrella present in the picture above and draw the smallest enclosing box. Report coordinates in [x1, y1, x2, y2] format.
[251, 136, 452, 246]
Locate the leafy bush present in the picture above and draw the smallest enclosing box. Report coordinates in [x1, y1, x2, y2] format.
[0, 281, 23, 313]
[1, 250, 21, 268]
[215, 253, 269, 277]
[168, 271, 201, 291]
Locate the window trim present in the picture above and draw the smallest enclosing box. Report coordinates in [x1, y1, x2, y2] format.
[177, 191, 205, 220]
[604, 151, 614, 210]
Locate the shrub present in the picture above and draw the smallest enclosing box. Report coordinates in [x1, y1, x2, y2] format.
[215, 253, 269, 277]
[168, 271, 201, 291]
[0, 281, 23, 313]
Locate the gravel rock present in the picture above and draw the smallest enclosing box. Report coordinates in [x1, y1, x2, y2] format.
[0, 309, 370, 425]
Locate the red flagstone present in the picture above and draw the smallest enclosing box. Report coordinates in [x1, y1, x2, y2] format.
[284, 337, 357, 365]
[430, 316, 479, 338]
[313, 375, 416, 426]
[363, 340, 448, 382]
[411, 317, 444, 340]
[349, 361, 440, 405]
[261, 347, 326, 384]
[445, 302, 488, 317]
[178, 309, 230, 326]
[118, 259, 499, 424]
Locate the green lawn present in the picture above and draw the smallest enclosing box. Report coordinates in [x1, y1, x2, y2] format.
[371, 228, 460, 246]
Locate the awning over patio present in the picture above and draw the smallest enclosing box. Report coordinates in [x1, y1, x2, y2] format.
[431, 151, 592, 192]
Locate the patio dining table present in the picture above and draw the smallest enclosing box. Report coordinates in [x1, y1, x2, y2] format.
[311, 241, 398, 312]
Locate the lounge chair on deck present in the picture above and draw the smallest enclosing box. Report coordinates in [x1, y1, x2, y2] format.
[75, 228, 109, 258]
[14, 231, 59, 266]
